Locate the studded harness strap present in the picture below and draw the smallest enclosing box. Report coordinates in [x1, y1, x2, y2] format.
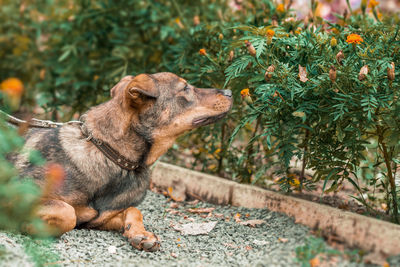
[2, 110, 139, 171]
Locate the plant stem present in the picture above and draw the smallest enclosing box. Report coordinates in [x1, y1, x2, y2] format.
[244, 116, 261, 183]
[217, 123, 226, 176]
[299, 129, 310, 192]
[379, 131, 399, 223]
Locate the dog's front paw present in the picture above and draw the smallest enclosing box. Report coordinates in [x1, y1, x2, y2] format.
[127, 231, 160, 252]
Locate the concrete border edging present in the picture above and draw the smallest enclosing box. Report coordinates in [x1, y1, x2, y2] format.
[152, 162, 400, 257]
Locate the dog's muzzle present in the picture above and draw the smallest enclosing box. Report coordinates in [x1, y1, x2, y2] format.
[220, 89, 232, 97]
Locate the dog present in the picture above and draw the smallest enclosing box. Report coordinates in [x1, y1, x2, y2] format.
[11, 72, 232, 252]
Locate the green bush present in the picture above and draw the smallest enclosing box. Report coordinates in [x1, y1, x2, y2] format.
[224, 11, 400, 221]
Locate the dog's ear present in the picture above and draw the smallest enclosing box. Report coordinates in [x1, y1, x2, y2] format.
[110, 75, 135, 98]
[125, 74, 159, 108]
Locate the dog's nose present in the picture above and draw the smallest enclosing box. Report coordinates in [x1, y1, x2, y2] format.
[220, 89, 232, 97]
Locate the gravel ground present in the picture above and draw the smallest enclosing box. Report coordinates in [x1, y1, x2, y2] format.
[0, 190, 386, 267]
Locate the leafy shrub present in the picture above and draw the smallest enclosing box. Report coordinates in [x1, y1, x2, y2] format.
[224, 8, 400, 221]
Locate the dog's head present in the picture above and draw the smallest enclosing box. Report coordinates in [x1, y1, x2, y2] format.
[110, 72, 233, 164]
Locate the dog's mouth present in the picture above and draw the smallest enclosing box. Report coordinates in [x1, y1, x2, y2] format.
[192, 112, 228, 127]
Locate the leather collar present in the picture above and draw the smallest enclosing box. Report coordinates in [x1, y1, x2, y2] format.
[80, 124, 140, 171]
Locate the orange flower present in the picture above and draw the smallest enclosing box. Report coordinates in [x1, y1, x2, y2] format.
[346, 34, 364, 45]
[1, 77, 24, 97]
[266, 29, 275, 38]
[199, 48, 207, 56]
[369, 0, 379, 8]
[240, 88, 250, 97]
[276, 4, 285, 13]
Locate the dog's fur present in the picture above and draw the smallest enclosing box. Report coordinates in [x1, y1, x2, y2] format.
[12, 72, 232, 251]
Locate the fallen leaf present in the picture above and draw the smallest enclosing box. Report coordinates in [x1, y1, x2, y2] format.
[278, 237, 289, 243]
[186, 199, 199, 206]
[108, 245, 117, 254]
[187, 207, 215, 214]
[253, 239, 269, 246]
[170, 252, 177, 258]
[298, 65, 309, 82]
[245, 245, 253, 251]
[170, 202, 179, 209]
[173, 221, 217, 235]
[165, 208, 181, 215]
[309, 257, 320, 267]
[214, 213, 225, 218]
[240, 219, 266, 227]
[234, 213, 241, 223]
[167, 186, 186, 202]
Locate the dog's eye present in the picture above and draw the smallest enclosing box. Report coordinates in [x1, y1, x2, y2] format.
[183, 85, 189, 92]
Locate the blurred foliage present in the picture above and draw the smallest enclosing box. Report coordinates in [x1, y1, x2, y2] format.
[1, 0, 400, 223]
[0, 107, 48, 234]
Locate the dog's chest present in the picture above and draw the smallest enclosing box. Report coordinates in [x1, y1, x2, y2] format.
[90, 168, 150, 212]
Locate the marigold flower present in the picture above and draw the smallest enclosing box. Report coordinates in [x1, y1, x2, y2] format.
[266, 29, 275, 38]
[1, 77, 24, 97]
[276, 4, 285, 13]
[240, 88, 250, 97]
[369, 0, 379, 9]
[199, 48, 207, 56]
[346, 34, 364, 45]
[43, 163, 65, 196]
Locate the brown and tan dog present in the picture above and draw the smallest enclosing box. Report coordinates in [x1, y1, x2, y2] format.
[12, 72, 232, 252]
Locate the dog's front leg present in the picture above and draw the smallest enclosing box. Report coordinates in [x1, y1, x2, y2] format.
[90, 207, 160, 252]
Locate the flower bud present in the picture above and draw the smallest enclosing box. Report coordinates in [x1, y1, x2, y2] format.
[358, 65, 369, 81]
[199, 48, 207, 56]
[298, 65, 309, 83]
[330, 37, 337, 47]
[218, 33, 224, 40]
[245, 40, 256, 57]
[388, 62, 395, 81]
[228, 50, 234, 62]
[193, 15, 200, 26]
[336, 50, 344, 65]
[329, 66, 337, 82]
[264, 65, 276, 82]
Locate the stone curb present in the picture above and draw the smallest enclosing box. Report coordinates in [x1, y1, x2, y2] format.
[152, 162, 400, 258]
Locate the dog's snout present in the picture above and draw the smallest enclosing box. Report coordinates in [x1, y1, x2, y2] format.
[220, 89, 232, 97]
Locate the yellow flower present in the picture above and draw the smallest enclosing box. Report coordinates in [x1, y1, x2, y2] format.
[276, 4, 285, 13]
[369, 0, 379, 9]
[266, 29, 275, 38]
[240, 88, 250, 97]
[346, 34, 364, 45]
[199, 48, 207, 56]
[330, 37, 337, 47]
